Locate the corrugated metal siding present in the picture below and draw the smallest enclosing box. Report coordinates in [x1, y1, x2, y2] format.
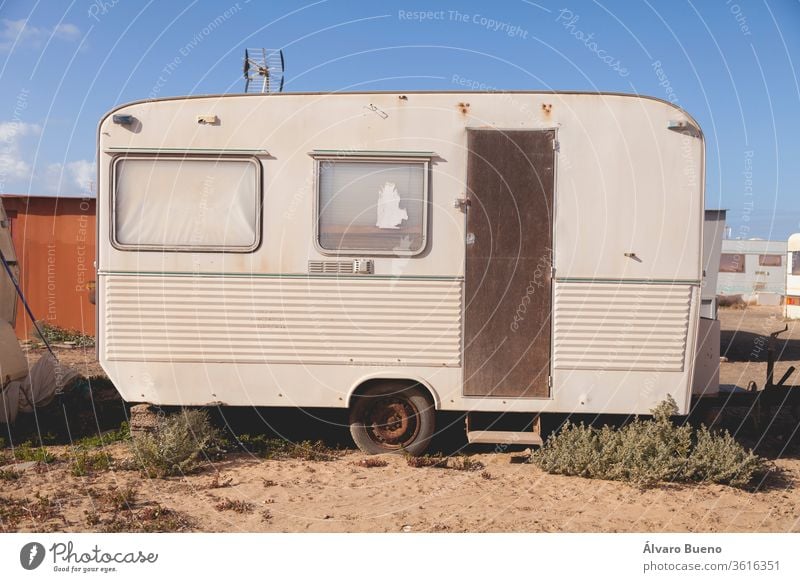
[2, 196, 97, 337]
[553, 282, 692, 371]
[103, 275, 462, 366]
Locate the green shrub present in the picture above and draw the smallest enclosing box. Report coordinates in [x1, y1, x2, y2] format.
[37, 323, 95, 348]
[686, 426, 767, 488]
[532, 397, 766, 489]
[128, 410, 222, 478]
[11, 442, 56, 464]
[70, 449, 113, 477]
[75, 423, 130, 449]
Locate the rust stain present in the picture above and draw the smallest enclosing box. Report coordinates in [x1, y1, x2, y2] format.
[398, 95, 408, 101]
[541, 103, 553, 115]
[457, 102, 470, 115]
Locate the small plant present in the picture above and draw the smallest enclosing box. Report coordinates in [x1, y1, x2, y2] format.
[101, 486, 137, 511]
[406, 453, 448, 468]
[262, 479, 277, 488]
[84, 510, 101, 526]
[232, 433, 340, 461]
[0, 469, 21, 481]
[99, 504, 192, 532]
[480, 470, 493, 480]
[128, 410, 223, 478]
[353, 457, 388, 468]
[11, 442, 56, 464]
[532, 397, 767, 489]
[37, 323, 95, 348]
[74, 423, 130, 449]
[449, 455, 485, 472]
[209, 474, 233, 488]
[405, 453, 483, 471]
[214, 498, 255, 513]
[70, 449, 113, 477]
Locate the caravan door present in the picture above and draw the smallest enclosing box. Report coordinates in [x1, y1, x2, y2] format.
[463, 129, 555, 398]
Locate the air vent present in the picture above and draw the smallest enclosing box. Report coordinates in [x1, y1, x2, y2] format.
[308, 260, 356, 274]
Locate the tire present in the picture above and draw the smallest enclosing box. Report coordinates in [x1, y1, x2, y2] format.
[349, 382, 435, 456]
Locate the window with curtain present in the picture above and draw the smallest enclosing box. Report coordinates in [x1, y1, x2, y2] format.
[113, 156, 260, 251]
[719, 253, 745, 273]
[758, 254, 782, 267]
[317, 159, 427, 254]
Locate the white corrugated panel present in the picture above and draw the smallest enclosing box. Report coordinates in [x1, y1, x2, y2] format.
[553, 282, 692, 371]
[104, 275, 462, 366]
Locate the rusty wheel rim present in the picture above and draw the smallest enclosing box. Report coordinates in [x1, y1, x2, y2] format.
[365, 396, 421, 450]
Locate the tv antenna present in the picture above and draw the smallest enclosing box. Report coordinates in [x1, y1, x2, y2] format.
[243, 48, 285, 93]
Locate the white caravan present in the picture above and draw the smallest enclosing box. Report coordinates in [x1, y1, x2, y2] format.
[97, 91, 705, 454]
[787, 233, 800, 319]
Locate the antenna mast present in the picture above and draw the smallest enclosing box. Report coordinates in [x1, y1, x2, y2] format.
[243, 48, 285, 93]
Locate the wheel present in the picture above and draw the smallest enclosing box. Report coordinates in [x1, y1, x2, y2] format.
[349, 382, 435, 456]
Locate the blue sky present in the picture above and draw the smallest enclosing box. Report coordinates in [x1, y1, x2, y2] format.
[0, 0, 798, 239]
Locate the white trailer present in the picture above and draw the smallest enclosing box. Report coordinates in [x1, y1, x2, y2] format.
[96, 91, 704, 454]
[787, 233, 800, 319]
[718, 238, 787, 300]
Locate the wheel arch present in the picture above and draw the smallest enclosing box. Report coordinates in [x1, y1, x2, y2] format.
[346, 374, 440, 409]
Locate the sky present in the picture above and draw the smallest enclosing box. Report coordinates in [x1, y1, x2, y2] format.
[0, 0, 798, 239]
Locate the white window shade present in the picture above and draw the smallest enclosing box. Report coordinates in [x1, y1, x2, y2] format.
[318, 160, 426, 253]
[114, 157, 260, 250]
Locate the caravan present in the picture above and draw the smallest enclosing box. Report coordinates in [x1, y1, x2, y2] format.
[97, 91, 705, 454]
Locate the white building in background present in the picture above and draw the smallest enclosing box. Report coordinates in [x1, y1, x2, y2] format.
[717, 238, 787, 299]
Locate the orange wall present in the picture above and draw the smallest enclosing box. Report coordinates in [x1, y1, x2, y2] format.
[2, 196, 96, 338]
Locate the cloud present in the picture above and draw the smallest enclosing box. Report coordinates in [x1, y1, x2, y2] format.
[0, 121, 41, 190]
[66, 159, 95, 192]
[0, 18, 81, 51]
[43, 159, 96, 195]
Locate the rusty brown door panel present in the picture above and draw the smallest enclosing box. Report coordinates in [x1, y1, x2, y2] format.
[463, 129, 555, 397]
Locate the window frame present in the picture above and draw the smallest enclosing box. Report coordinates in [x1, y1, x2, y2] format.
[719, 253, 745, 273]
[110, 154, 262, 253]
[758, 254, 782, 267]
[791, 251, 800, 276]
[311, 153, 430, 257]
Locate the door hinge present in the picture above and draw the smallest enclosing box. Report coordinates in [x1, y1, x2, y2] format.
[552, 139, 560, 152]
[547, 375, 553, 389]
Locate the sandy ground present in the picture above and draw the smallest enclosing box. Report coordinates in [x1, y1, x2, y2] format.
[2, 305, 800, 533]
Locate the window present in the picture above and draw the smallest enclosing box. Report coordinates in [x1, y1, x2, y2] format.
[113, 156, 260, 251]
[719, 253, 745, 273]
[792, 251, 800, 276]
[758, 254, 782, 267]
[315, 157, 427, 254]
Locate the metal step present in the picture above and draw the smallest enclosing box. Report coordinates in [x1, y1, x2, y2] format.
[466, 430, 543, 446]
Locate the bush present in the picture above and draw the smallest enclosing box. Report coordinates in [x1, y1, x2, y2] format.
[232, 434, 339, 461]
[686, 426, 767, 488]
[11, 442, 57, 464]
[75, 423, 130, 449]
[70, 449, 112, 477]
[37, 323, 95, 348]
[532, 397, 767, 489]
[128, 410, 223, 478]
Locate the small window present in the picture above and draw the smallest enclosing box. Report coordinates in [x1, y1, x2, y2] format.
[113, 156, 260, 251]
[719, 253, 745, 273]
[315, 157, 427, 255]
[792, 251, 800, 276]
[758, 254, 782, 267]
